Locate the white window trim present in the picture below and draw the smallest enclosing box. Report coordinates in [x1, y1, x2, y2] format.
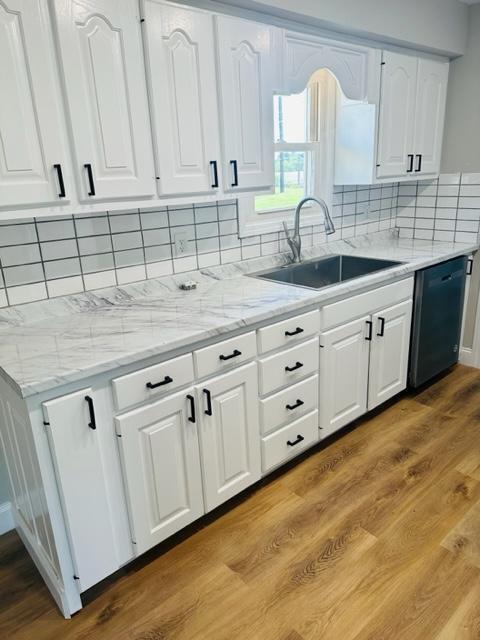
[238, 71, 337, 238]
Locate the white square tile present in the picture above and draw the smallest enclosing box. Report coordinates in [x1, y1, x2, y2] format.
[459, 197, 480, 209]
[437, 196, 460, 208]
[0, 289, 7, 307]
[461, 173, 480, 185]
[7, 282, 48, 305]
[241, 244, 260, 260]
[198, 252, 220, 268]
[83, 270, 116, 291]
[456, 220, 479, 233]
[455, 231, 478, 243]
[414, 228, 434, 240]
[416, 196, 436, 208]
[434, 219, 455, 231]
[457, 208, 480, 221]
[36, 219, 75, 241]
[398, 227, 414, 239]
[396, 217, 414, 228]
[173, 255, 197, 273]
[415, 218, 435, 230]
[0, 223, 38, 246]
[47, 276, 84, 298]
[116, 265, 147, 285]
[146, 260, 173, 279]
[437, 185, 459, 197]
[439, 173, 461, 185]
[221, 248, 242, 263]
[460, 184, 480, 197]
[433, 230, 455, 242]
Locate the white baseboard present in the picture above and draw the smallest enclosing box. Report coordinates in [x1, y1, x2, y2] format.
[0, 501, 14, 535]
[459, 347, 477, 367]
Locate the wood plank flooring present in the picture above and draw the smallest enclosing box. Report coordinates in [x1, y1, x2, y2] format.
[2, 364, 480, 639]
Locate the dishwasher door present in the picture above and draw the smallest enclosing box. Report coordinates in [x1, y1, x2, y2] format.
[409, 256, 467, 388]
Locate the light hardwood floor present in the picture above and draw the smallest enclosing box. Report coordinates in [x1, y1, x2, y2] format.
[2, 364, 480, 639]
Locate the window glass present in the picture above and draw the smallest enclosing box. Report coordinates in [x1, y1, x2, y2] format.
[273, 91, 308, 143]
[256, 151, 307, 212]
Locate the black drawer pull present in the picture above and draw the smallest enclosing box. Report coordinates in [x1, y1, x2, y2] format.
[365, 320, 373, 341]
[406, 154, 414, 173]
[285, 327, 304, 337]
[287, 434, 305, 447]
[377, 317, 385, 337]
[285, 361, 303, 372]
[219, 349, 242, 361]
[186, 394, 196, 423]
[84, 163, 96, 196]
[53, 164, 66, 198]
[467, 258, 473, 275]
[146, 376, 173, 389]
[230, 160, 239, 187]
[415, 154, 422, 172]
[286, 399, 304, 411]
[203, 388, 213, 416]
[85, 395, 97, 430]
[210, 160, 219, 188]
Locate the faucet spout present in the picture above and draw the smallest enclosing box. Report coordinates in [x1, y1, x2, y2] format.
[283, 196, 336, 263]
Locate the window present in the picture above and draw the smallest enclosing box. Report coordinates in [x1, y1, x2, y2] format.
[239, 69, 338, 237]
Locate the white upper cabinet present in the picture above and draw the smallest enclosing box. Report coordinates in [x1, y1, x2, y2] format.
[376, 52, 418, 179]
[143, 2, 222, 196]
[215, 16, 274, 192]
[413, 58, 449, 176]
[0, 0, 71, 208]
[52, 0, 155, 202]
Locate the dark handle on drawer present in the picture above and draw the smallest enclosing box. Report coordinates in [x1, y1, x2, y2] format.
[219, 349, 242, 361]
[210, 160, 219, 188]
[287, 434, 305, 447]
[53, 164, 66, 198]
[186, 394, 196, 423]
[230, 160, 239, 187]
[285, 327, 304, 337]
[203, 388, 213, 416]
[415, 154, 422, 172]
[85, 395, 96, 430]
[286, 399, 304, 411]
[84, 163, 96, 196]
[377, 317, 385, 337]
[146, 376, 173, 389]
[365, 320, 373, 341]
[467, 258, 473, 275]
[285, 361, 303, 372]
[406, 154, 414, 173]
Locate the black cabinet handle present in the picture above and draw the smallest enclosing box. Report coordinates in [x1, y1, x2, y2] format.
[146, 376, 173, 389]
[286, 399, 304, 411]
[415, 154, 422, 172]
[230, 160, 238, 187]
[407, 154, 414, 173]
[365, 320, 373, 341]
[84, 163, 96, 196]
[186, 394, 196, 423]
[467, 258, 473, 275]
[85, 395, 96, 430]
[219, 349, 242, 361]
[210, 160, 219, 189]
[287, 434, 305, 447]
[285, 327, 304, 337]
[285, 361, 303, 372]
[377, 317, 385, 337]
[53, 164, 66, 198]
[203, 388, 213, 416]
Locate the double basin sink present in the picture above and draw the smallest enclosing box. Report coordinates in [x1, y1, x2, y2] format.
[252, 254, 403, 290]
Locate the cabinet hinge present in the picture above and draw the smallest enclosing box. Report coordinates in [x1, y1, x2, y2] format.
[116, 433, 122, 438]
[381, 61, 386, 66]
[73, 575, 80, 581]
[140, 18, 145, 23]
[319, 345, 324, 349]
[376, 164, 381, 167]
[43, 421, 50, 426]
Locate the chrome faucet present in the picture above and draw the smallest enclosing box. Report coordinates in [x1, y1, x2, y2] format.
[283, 197, 336, 263]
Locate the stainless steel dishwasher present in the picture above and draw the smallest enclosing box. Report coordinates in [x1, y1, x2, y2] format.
[409, 256, 468, 388]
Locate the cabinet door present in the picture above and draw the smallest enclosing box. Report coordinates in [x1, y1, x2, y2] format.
[368, 299, 413, 410]
[196, 362, 261, 511]
[0, 0, 71, 208]
[376, 52, 417, 179]
[43, 389, 117, 592]
[319, 316, 370, 438]
[115, 389, 204, 556]
[143, 2, 221, 196]
[53, 0, 155, 201]
[413, 59, 449, 176]
[215, 16, 274, 192]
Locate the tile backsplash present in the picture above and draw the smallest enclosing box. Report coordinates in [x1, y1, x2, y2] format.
[0, 184, 399, 308]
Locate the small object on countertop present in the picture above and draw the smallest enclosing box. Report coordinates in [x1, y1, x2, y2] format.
[179, 280, 198, 291]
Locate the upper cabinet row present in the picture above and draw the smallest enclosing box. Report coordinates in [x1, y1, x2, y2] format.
[1, 0, 449, 216]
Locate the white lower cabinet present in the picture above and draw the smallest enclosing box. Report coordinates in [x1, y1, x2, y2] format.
[196, 362, 261, 512]
[115, 389, 204, 556]
[368, 299, 413, 410]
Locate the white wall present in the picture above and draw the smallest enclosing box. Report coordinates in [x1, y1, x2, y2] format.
[441, 4, 480, 173]
[213, 0, 469, 57]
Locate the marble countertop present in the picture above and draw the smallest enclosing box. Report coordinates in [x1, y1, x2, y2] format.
[0, 230, 477, 399]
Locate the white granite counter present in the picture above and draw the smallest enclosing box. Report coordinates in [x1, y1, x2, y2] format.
[0, 230, 477, 399]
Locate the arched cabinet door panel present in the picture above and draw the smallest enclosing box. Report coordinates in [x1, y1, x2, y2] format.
[0, 0, 72, 209]
[52, 0, 155, 202]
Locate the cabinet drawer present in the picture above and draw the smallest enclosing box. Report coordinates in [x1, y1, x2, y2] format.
[258, 337, 319, 395]
[194, 331, 257, 379]
[262, 410, 319, 473]
[112, 353, 194, 412]
[260, 375, 318, 435]
[257, 309, 319, 354]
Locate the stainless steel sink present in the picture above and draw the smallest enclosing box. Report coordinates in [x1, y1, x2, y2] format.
[252, 255, 403, 290]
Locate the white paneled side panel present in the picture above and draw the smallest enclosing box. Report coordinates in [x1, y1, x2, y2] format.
[53, 0, 155, 201]
[143, 1, 221, 196]
[0, 0, 71, 208]
[43, 388, 117, 592]
[215, 15, 274, 192]
[376, 51, 418, 179]
[413, 59, 449, 176]
[368, 299, 413, 410]
[319, 316, 370, 438]
[196, 362, 261, 511]
[116, 389, 204, 556]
